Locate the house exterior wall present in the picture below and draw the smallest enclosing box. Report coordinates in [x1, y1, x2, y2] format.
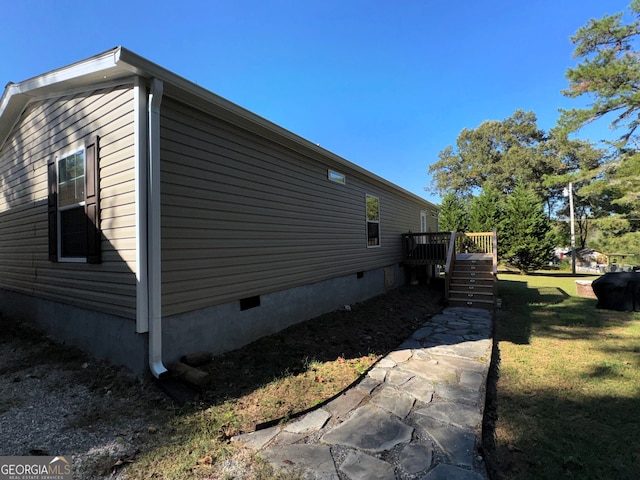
[0, 48, 441, 375]
[159, 95, 437, 320]
[0, 84, 138, 319]
[162, 264, 404, 364]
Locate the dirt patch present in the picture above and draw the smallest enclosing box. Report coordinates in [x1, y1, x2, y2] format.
[0, 282, 443, 478]
[196, 282, 444, 430]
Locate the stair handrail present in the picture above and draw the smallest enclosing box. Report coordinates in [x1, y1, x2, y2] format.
[444, 231, 457, 300]
[492, 229, 498, 275]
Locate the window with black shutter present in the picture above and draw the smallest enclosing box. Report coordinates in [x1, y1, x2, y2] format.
[366, 194, 380, 247]
[48, 136, 101, 263]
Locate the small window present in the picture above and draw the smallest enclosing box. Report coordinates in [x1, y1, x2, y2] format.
[366, 194, 380, 247]
[328, 169, 346, 184]
[420, 211, 428, 233]
[58, 150, 87, 260]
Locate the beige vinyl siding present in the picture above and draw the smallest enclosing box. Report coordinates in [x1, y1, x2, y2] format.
[160, 97, 433, 317]
[0, 84, 137, 318]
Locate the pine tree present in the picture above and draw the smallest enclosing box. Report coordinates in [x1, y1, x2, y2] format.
[438, 192, 469, 232]
[468, 184, 504, 233]
[559, 2, 640, 257]
[500, 182, 555, 274]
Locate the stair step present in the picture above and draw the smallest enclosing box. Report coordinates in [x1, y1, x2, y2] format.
[452, 273, 494, 280]
[449, 290, 494, 300]
[449, 285, 494, 294]
[451, 275, 494, 282]
[448, 298, 495, 310]
[447, 256, 496, 310]
[453, 268, 493, 274]
[450, 283, 494, 290]
[452, 267, 493, 272]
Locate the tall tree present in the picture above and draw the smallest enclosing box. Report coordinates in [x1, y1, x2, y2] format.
[559, 1, 640, 147]
[559, 1, 640, 211]
[429, 110, 558, 200]
[468, 184, 504, 233]
[558, 1, 640, 256]
[438, 192, 469, 232]
[500, 182, 555, 274]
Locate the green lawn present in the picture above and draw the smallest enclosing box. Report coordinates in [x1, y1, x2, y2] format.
[492, 272, 640, 480]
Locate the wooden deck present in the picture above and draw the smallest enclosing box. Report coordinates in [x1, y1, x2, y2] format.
[402, 231, 498, 310]
[402, 232, 497, 267]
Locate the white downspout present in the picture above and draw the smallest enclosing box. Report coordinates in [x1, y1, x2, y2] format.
[148, 78, 167, 378]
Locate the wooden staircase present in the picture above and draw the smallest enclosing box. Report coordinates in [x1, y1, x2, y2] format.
[448, 254, 497, 310]
[402, 230, 498, 311]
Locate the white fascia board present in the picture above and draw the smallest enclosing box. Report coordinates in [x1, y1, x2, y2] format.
[0, 84, 30, 152]
[12, 49, 121, 95]
[0, 47, 130, 150]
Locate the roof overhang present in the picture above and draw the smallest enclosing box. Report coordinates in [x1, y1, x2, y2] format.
[0, 48, 130, 149]
[0, 46, 439, 210]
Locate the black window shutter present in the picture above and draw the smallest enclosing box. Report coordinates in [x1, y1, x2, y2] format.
[47, 160, 58, 262]
[85, 136, 101, 264]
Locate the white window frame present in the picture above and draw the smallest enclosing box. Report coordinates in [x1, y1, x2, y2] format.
[420, 210, 428, 232]
[366, 194, 381, 248]
[328, 169, 346, 184]
[56, 146, 87, 263]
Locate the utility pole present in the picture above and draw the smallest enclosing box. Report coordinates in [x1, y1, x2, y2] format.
[569, 182, 576, 275]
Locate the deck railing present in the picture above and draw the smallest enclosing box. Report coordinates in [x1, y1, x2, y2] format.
[403, 230, 498, 297]
[401, 232, 451, 265]
[454, 232, 495, 255]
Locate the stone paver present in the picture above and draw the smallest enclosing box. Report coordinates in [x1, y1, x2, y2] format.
[386, 369, 415, 386]
[339, 451, 395, 480]
[232, 425, 279, 449]
[400, 376, 435, 404]
[370, 385, 415, 418]
[270, 430, 306, 446]
[414, 402, 482, 430]
[400, 443, 434, 474]
[324, 389, 366, 420]
[414, 416, 477, 468]
[387, 348, 413, 363]
[233, 307, 493, 479]
[259, 444, 338, 479]
[368, 367, 388, 382]
[320, 405, 414, 452]
[284, 408, 331, 433]
[355, 377, 380, 394]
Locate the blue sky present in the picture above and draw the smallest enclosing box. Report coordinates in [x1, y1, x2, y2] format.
[1, 1, 631, 204]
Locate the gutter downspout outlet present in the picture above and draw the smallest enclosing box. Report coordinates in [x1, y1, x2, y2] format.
[148, 78, 167, 378]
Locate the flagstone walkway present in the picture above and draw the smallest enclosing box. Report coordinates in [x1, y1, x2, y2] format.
[233, 307, 493, 480]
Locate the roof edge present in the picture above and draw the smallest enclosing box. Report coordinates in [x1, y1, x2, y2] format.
[0, 48, 127, 150]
